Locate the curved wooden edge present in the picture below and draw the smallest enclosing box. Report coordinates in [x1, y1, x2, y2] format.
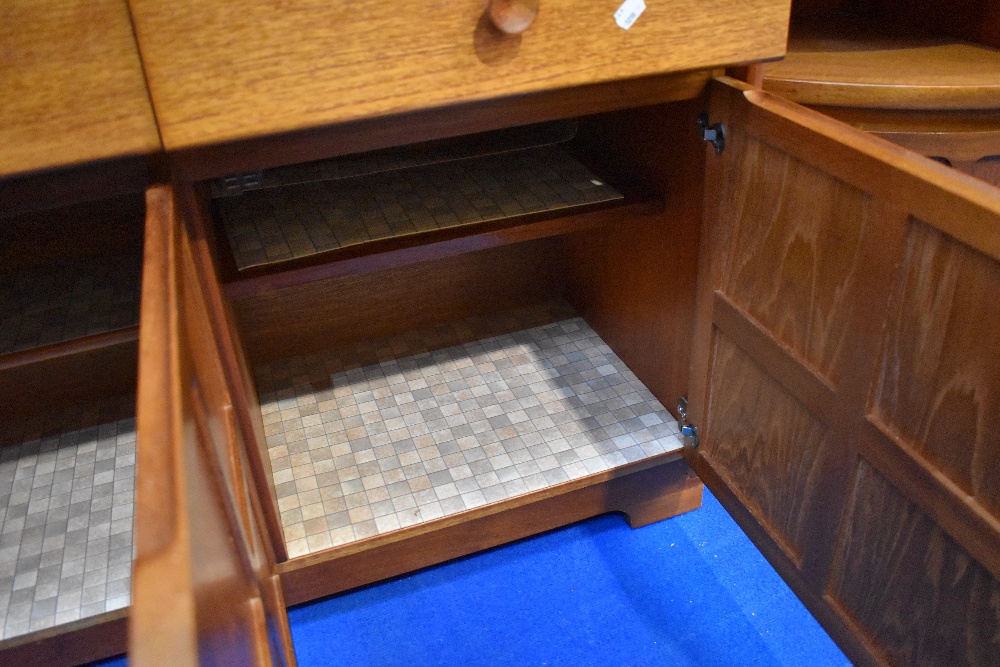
[0, 326, 138, 372]
[761, 20, 1000, 111]
[0, 608, 126, 667]
[278, 455, 700, 606]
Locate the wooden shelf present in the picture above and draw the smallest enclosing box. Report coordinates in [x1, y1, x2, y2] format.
[215, 144, 629, 282]
[253, 299, 688, 566]
[762, 19, 1000, 110]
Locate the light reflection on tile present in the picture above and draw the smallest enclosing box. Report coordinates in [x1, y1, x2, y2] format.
[0, 412, 135, 641]
[256, 302, 682, 559]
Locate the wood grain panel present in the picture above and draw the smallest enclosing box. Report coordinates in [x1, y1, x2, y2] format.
[0, 0, 160, 178]
[233, 238, 566, 363]
[875, 219, 1000, 519]
[131, 186, 294, 667]
[128, 0, 789, 151]
[828, 461, 1000, 667]
[702, 334, 829, 564]
[719, 131, 875, 385]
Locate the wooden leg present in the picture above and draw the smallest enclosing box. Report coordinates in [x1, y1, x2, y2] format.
[614, 458, 704, 528]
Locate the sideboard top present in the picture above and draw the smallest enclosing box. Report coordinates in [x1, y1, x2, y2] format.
[127, 0, 791, 151]
[0, 0, 161, 179]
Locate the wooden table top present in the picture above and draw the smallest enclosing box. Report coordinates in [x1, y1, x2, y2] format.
[762, 20, 1000, 110]
[127, 0, 790, 151]
[0, 0, 161, 179]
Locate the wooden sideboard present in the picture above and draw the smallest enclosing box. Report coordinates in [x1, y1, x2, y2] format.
[3, 1, 1000, 666]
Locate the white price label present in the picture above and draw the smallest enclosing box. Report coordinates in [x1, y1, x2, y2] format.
[614, 0, 646, 30]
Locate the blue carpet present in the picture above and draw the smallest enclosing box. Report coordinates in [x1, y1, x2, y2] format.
[88, 489, 849, 666]
[287, 489, 851, 667]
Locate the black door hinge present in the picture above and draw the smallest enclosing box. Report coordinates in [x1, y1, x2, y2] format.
[697, 112, 726, 155]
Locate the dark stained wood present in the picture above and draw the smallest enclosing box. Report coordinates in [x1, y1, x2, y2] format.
[846, 0, 1000, 49]
[225, 197, 659, 298]
[232, 238, 567, 363]
[0, 156, 149, 219]
[131, 185, 295, 667]
[0, 329, 138, 441]
[279, 455, 701, 605]
[564, 99, 705, 420]
[827, 461, 1000, 666]
[0, 609, 126, 667]
[165, 71, 712, 181]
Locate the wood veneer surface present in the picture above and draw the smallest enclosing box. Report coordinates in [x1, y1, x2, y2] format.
[127, 0, 790, 150]
[0, 0, 160, 178]
[762, 20, 1000, 109]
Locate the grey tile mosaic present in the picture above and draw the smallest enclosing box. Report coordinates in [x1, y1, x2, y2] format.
[218, 145, 622, 270]
[256, 302, 682, 560]
[0, 413, 135, 641]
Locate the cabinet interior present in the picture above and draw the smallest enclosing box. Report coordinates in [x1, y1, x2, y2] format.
[199, 100, 705, 561]
[0, 190, 145, 642]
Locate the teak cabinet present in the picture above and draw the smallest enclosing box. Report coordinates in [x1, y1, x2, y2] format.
[2, 1, 1000, 666]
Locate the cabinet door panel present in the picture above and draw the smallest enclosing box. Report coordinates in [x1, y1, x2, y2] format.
[688, 78, 1000, 667]
[131, 185, 295, 666]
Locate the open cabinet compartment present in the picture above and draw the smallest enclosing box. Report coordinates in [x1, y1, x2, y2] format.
[0, 186, 147, 663]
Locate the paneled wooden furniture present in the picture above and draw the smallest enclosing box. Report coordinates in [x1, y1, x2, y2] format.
[761, 9, 1000, 185]
[5, 1, 1000, 666]
[0, 1, 159, 665]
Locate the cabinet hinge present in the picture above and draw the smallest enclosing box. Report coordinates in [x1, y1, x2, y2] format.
[697, 112, 726, 155]
[214, 171, 264, 197]
[676, 396, 700, 448]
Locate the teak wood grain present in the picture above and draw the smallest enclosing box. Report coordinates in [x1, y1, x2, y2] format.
[688, 78, 1000, 667]
[131, 186, 294, 667]
[0, 0, 160, 179]
[279, 455, 700, 605]
[126, 0, 790, 151]
[761, 18, 1000, 110]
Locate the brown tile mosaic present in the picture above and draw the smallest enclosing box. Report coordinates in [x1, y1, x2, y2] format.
[255, 302, 682, 559]
[217, 145, 622, 270]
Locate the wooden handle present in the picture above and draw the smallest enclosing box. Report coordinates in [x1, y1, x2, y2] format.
[488, 0, 539, 34]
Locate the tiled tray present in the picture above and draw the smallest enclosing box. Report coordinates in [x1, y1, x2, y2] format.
[255, 302, 682, 559]
[0, 252, 142, 357]
[0, 397, 136, 641]
[217, 145, 622, 271]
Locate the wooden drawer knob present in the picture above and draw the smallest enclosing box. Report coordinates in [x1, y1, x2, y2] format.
[488, 0, 539, 34]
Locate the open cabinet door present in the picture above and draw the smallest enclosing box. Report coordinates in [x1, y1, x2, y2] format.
[687, 78, 1000, 667]
[131, 185, 296, 666]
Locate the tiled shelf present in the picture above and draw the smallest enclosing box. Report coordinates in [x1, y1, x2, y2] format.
[0, 397, 136, 642]
[255, 302, 682, 560]
[0, 252, 142, 358]
[216, 145, 623, 273]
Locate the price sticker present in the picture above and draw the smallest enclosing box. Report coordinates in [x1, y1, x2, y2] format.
[614, 0, 646, 30]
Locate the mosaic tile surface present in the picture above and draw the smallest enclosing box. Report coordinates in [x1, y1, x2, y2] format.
[218, 145, 622, 270]
[0, 252, 142, 356]
[256, 303, 682, 559]
[0, 410, 136, 641]
[211, 119, 579, 198]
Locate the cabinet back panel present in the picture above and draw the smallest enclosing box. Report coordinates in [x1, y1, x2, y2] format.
[232, 239, 566, 364]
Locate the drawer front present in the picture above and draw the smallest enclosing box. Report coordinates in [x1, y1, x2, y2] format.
[128, 0, 791, 150]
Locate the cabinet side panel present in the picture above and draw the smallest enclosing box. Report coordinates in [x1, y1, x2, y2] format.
[828, 460, 1000, 666]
